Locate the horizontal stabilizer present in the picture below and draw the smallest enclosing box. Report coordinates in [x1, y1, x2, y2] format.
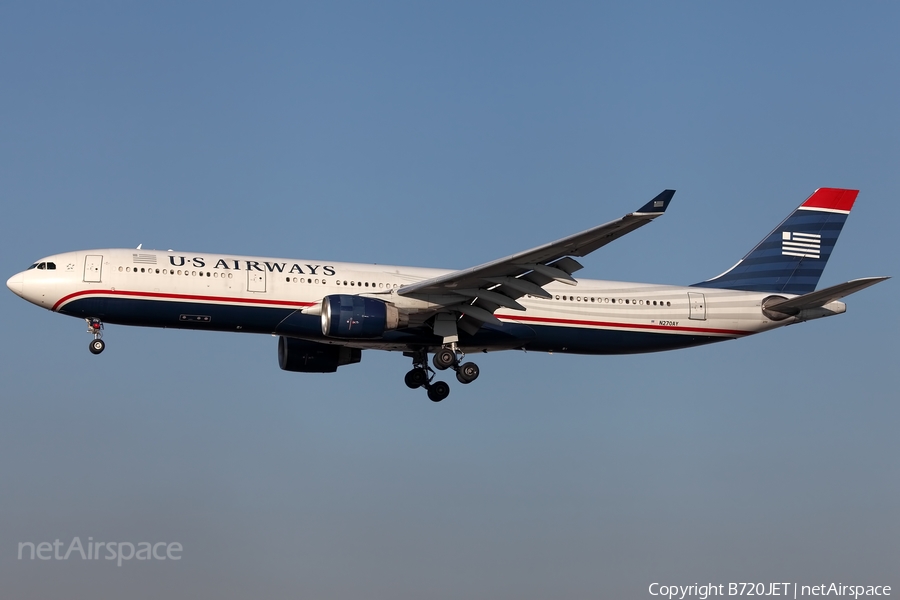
[764, 277, 889, 316]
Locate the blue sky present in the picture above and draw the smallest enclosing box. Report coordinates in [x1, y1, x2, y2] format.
[1, 3, 897, 598]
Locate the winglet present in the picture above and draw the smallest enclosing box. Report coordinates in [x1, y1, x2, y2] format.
[634, 189, 675, 215]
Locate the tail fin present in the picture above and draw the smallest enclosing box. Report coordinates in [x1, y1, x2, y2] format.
[692, 188, 858, 294]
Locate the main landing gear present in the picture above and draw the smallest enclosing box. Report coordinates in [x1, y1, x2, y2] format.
[86, 318, 105, 355]
[403, 345, 480, 403]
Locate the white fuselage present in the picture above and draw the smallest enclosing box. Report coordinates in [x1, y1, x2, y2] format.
[7, 248, 825, 355]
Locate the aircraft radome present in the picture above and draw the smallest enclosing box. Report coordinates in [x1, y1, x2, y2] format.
[7, 188, 888, 402]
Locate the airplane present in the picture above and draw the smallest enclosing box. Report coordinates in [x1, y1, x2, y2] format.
[6, 187, 888, 402]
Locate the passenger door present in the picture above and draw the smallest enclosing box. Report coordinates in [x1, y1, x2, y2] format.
[247, 269, 266, 293]
[688, 292, 706, 320]
[83, 255, 103, 283]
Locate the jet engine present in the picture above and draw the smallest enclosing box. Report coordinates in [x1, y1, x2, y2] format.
[320, 295, 405, 338]
[277, 336, 361, 373]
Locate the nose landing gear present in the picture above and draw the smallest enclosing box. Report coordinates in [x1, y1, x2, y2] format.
[403, 345, 480, 402]
[86, 318, 105, 354]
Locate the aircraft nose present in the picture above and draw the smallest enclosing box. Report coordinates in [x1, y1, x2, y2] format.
[6, 272, 24, 298]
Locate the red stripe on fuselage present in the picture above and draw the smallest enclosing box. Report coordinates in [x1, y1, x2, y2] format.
[495, 313, 750, 337]
[52, 289, 316, 312]
[54, 290, 750, 337]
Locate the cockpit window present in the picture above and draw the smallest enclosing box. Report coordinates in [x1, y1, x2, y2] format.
[46, 262, 56, 270]
[37, 263, 46, 270]
[27, 263, 38, 270]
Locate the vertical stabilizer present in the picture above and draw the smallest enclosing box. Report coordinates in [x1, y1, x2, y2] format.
[692, 188, 857, 294]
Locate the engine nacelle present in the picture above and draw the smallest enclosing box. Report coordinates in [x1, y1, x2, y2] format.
[320, 295, 404, 338]
[277, 336, 361, 373]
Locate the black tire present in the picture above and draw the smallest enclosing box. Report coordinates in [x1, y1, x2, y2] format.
[89, 339, 105, 355]
[433, 348, 457, 371]
[456, 362, 479, 384]
[404, 367, 427, 389]
[427, 381, 450, 402]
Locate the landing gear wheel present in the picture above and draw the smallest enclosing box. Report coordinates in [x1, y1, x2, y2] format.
[89, 339, 105, 355]
[455, 362, 479, 384]
[405, 367, 428, 389]
[427, 381, 450, 402]
[433, 348, 457, 371]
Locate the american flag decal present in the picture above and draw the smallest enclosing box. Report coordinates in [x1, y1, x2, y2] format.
[781, 231, 821, 259]
[132, 253, 158, 264]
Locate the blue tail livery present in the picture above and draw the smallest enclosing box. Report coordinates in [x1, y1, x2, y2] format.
[692, 188, 858, 294]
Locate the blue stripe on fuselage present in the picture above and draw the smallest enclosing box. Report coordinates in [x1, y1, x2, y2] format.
[59, 296, 727, 355]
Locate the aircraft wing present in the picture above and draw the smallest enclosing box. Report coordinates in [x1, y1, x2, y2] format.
[398, 190, 674, 332]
